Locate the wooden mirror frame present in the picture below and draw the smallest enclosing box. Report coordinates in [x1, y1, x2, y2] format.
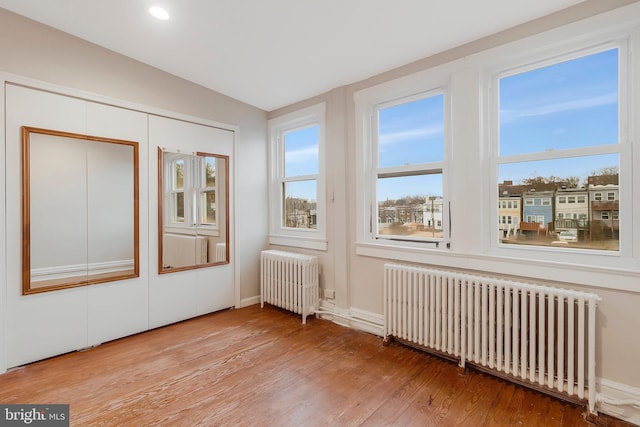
[158, 148, 230, 274]
[22, 126, 140, 295]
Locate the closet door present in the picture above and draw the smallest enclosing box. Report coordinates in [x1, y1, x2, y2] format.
[148, 115, 235, 328]
[4, 84, 148, 368]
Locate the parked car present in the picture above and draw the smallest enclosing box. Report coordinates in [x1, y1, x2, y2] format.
[557, 230, 578, 242]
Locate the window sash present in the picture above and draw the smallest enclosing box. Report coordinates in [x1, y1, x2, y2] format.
[491, 41, 627, 257]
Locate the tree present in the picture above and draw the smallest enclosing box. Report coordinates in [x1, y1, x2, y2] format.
[590, 166, 618, 176]
[521, 175, 580, 188]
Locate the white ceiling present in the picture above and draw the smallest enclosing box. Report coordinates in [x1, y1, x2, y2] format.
[0, 0, 587, 111]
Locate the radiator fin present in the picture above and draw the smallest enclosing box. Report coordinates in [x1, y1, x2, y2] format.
[383, 263, 600, 414]
[260, 250, 319, 324]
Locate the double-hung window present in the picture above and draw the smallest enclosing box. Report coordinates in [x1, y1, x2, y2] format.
[374, 93, 447, 243]
[493, 41, 628, 256]
[355, 71, 450, 252]
[268, 103, 326, 250]
[164, 152, 219, 234]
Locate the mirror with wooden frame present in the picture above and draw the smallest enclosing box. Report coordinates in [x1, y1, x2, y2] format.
[158, 148, 229, 273]
[22, 127, 139, 295]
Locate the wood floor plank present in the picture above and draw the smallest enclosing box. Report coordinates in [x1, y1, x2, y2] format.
[0, 305, 634, 427]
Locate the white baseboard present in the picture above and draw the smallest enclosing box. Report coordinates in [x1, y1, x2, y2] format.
[31, 259, 134, 282]
[597, 378, 640, 425]
[315, 301, 384, 336]
[239, 295, 260, 308]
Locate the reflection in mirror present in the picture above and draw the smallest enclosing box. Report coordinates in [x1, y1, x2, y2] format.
[159, 148, 229, 273]
[22, 127, 139, 294]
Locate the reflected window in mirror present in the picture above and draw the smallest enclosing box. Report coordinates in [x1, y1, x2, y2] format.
[159, 148, 229, 273]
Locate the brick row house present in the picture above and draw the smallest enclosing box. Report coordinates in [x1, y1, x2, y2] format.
[498, 175, 619, 242]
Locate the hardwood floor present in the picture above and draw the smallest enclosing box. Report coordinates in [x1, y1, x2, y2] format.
[0, 304, 632, 426]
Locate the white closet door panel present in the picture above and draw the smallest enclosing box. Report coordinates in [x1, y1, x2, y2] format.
[87, 279, 148, 346]
[148, 273, 201, 329]
[7, 291, 88, 368]
[148, 115, 235, 326]
[85, 103, 149, 346]
[195, 265, 235, 316]
[4, 85, 90, 368]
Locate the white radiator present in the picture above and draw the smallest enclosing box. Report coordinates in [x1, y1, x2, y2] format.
[163, 234, 208, 268]
[384, 263, 601, 414]
[215, 242, 226, 262]
[260, 250, 319, 324]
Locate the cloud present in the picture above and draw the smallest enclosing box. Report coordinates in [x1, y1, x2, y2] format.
[501, 92, 617, 123]
[379, 125, 443, 147]
[286, 145, 318, 164]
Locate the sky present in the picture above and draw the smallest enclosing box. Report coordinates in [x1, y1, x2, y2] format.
[282, 48, 619, 203]
[284, 125, 319, 201]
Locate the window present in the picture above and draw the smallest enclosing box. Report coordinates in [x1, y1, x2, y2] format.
[495, 45, 625, 252]
[163, 152, 219, 233]
[199, 156, 217, 225]
[373, 92, 447, 243]
[268, 103, 326, 250]
[355, 66, 451, 254]
[169, 158, 185, 223]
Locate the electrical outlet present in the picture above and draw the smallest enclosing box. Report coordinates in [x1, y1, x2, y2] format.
[324, 289, 335, 299]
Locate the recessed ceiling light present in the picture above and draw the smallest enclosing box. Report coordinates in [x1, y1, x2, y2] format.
[149, 6, 170, 20]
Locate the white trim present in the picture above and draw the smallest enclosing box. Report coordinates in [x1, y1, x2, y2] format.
[30, 260, 135, 282]
[597, 378, 640, 425]
[240, 295, 260, 308]
[315, 301, 384, 336]
[2, 72, 239, 133]
[485, 37, 630, 262]
[268, 235, 328, 251]
[355, 242, 640, 293]
[0, 80, 6, 373]
[268, 102, 327, 246]
[354, 61, 458, 250]
[233, 128, 240, 309]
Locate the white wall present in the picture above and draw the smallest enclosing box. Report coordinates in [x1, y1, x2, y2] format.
[268, 0, 640, 421]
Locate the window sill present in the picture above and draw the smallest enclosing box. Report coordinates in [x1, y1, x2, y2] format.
[164, 226, 219, 237]
[355, 241, 448, 263]
[268, 234, 328, 251]
[355, 241, 640, 294]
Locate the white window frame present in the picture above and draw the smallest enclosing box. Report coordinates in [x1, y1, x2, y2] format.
[162, 151, 220, 237]
[354, 63, 454, 258]
[486, 35, 633, 268]
[268, 102, 326, 250]
[197, 156, 219, 227]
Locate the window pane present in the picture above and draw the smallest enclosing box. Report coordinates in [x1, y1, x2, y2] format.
[500, 49, 618, 156]
[174, 192, 184, 223]
[378, 94, 444, 167]
[283, 180, 317, 229]
[498, 154, 619, 251]
[284, 126, 318, 177]
[200, 191, 216, 225]
[204, 157, 216, 187]
[173, 159, 184, 190]
[377, 173, 443, 239]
